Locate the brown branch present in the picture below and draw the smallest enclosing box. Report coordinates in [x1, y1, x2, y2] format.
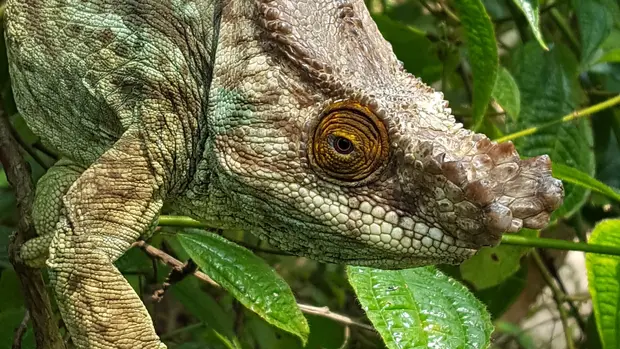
[12, 310, 30, 349]
[297, 304, 375, 332]
[133, 240, 219, 287]
[152, 259, 198, 302]
[0, 110, 66, 349]
[134, 240, 375, 332]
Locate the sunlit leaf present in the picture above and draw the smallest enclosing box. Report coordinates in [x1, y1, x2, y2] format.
[510, 0, 548, 50]
[552, 162, 620, 203]
[586, 219, 620, 349]
[596, 48, 620, 64]
[177, 230, 309, 345]
[347, 266, 493, 349]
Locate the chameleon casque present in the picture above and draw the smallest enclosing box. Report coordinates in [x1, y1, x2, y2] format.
[5, 0, 564, 347]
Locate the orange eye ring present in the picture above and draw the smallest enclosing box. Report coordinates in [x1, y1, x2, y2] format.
[309, 101, 389, 183]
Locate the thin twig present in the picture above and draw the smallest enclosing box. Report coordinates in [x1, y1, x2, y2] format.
[456, 63, 473, 104]
[134, 240, 374, 331]
[495, 94, 620, 143]
[549, 8, 580, 57]
[532, 251, 575, 349]
[540, 251, 587, 334]
[298, 304, 375, 332]
[338, 326, 351, 349]
[437, 1, 460, 24]
[562, 293, 591, 302]
[12, 310, 30, 349]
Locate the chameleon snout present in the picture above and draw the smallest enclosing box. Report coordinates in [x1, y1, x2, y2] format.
[404, 136, 564, 248]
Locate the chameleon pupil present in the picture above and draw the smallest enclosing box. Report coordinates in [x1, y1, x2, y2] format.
[334, 136, 353, 154]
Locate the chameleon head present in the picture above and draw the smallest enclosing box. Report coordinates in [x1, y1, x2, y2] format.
[207, 0, 564, 268]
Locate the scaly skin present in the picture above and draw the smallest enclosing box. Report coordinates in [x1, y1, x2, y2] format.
[5, 0, 564, 348]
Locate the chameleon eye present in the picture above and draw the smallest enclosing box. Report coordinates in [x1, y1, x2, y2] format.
[310, 101, 389, 183]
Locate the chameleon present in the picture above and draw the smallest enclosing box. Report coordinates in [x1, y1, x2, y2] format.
[4, 0, 564, 348]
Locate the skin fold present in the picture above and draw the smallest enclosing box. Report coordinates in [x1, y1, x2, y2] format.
[5, 0, 564, 348]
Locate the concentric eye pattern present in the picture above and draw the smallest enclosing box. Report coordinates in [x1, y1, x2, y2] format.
[312, 102, 389, 182]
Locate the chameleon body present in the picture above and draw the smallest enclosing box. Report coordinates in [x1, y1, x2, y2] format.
[5, 0, 563, 348]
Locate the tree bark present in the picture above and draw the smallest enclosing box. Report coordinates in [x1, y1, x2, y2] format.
[0, 110, 66, 349]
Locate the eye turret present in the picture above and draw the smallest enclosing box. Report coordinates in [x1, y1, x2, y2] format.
[309, 101, 389, 184]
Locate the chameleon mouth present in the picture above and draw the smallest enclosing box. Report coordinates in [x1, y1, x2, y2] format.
[402, 135, 564, 248]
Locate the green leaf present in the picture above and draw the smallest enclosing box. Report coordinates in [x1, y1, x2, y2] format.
[0, 169, 7, 188]
[510, 0, 548, 50]
[508, 43, 594, 220]
[596, 48, 620, 64]
[242, 312, 304, 349]
[305, 314, 345, 349]
[347, 266, 493, 349]
[171, 277, 241, 349]
[552, 163, 620, 203]
[460, 228, 537, 290]
[572, 0, 616, 65]
[473, 264, 528, 319]
[371, 15, 442, 83]
[176, 230, 309, 345]
[586, 219, 620, 349]
[115, 246, 153, 274]
[494, 321, 536, 349]
[452, 0, 499, 130]
[492, 66, 521, 120]
[0, 270, 24, 312]
[586, 312, 604, 349]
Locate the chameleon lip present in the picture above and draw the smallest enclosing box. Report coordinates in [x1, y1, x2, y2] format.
[343, 247, 478, 268]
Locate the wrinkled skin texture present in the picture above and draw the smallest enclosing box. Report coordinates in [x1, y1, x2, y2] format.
[5, 0, 563, 348]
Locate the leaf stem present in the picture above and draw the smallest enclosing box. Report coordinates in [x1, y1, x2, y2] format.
[531, 251, 575, 349]
[501, 234, 620, 256]
[495, 94, 620, 143]
[158, 215, 208, 228]
[549, 8, 580, 57]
